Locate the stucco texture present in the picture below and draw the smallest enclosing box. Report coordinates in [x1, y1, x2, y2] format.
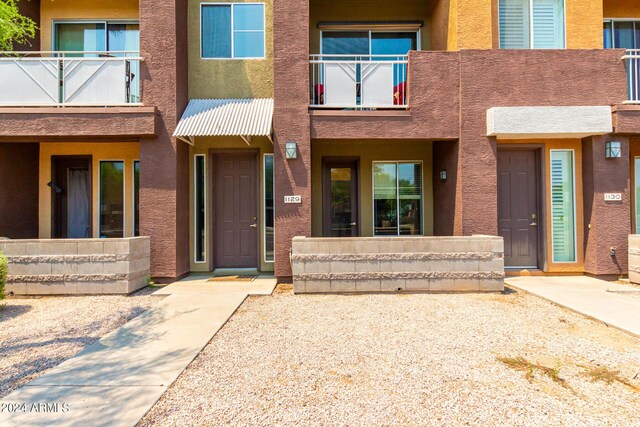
[311, 140, 434, 238]
[40, 0, 139, 50]
[603, 0, 640, 19]
[38, 142, 140, 240]
[566, 0, 603, 49]
[188, 137, 274, 273]
[188, 0, 274, 99]
[309, 0, 432, 53]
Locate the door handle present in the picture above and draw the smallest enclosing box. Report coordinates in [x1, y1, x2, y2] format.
[530, 222, 538, 227]
[249, 223, 257, 228]
[350, 222, 357, 226]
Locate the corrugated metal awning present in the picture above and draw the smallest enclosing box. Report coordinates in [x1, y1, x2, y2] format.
[174, 98, 274, 145]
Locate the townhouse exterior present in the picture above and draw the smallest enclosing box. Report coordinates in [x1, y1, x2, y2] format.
[1, 0, 640, 285]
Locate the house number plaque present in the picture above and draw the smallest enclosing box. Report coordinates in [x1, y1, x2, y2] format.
[604, 193, 622, 202]
[284, 195, 302, 204]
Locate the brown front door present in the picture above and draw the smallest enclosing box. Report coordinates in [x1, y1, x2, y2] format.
[323, 158, 359, 237]
[51, 156, 92, 239]
[498, 150, 539, 268]
[214, 152, 258, 268]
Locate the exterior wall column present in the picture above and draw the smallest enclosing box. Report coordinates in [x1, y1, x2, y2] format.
[138, 0, 190, 281]
[582, 135, 631, 276]
[273, 0, 311, 279]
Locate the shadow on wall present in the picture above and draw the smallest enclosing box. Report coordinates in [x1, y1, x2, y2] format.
[433, 140, 458, 236]
[0, 143, 39, 239]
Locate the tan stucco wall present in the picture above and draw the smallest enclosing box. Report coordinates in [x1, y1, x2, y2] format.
[498, 139, 585, 274]
[40, 0, 139, 51]
[430, 0, 457, 50]
[566, 0, 603, 49]
[39, 142, 140, 239]
[188, 0, 274, 99]
[189, 137, 274, 272]
[604, 0, 640, 18]
[309, 0, 432, 54]
[311, 140, 434, 238]
[457, 0, 495, 49]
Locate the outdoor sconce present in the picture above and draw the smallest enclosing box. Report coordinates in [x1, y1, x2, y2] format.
[439, 170, 447, 181]
[605, 141, 622, 159]
[285, 141, 298, 159]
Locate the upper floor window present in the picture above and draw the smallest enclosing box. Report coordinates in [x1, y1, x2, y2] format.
[499, 0, 565, 49]
[603, 20, 640, 49]
[54, 21, 140, 56]
[201, 3, 265, 59]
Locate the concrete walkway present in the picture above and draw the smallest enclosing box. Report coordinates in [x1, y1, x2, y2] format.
[506, 276, 640, 338]
[0, 275, 276, 427]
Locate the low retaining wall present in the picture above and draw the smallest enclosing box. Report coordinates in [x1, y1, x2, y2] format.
[0, 237, 150, 295]
[291, 236, 505, 293]
[629, 235, 640, 284]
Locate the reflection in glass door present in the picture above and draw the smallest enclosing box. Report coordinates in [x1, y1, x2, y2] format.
[323, 159, 359, 237]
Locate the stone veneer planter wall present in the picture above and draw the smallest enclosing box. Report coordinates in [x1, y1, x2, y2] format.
[629, 235, 640, 285]
[291, 236, 505, 293]
[0, 237, 150, 295]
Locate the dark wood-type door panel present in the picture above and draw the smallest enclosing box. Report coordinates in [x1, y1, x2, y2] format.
[498, 150, 539, 268]
[51, 156, 92, 239]
[323, 158, 359, 237]
[214, 153, 258, 268]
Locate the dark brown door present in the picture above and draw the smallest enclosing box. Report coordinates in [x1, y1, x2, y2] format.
[498, 150, 539, 268]
[214, 153, 258, 268]
[51, 156, 92, 239]
[323, 159, 359, 237]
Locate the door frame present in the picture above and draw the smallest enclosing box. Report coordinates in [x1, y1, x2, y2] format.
[51, 155, 93, 239]
[322, 156, 360, 237]
[496, 145, 547, 271]
[209, 148, 261, 271]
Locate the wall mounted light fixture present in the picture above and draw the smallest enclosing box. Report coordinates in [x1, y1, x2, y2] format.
[605, 141, 622, 159]
[285, 141, 298, 159]
[439, 170, 447, 181]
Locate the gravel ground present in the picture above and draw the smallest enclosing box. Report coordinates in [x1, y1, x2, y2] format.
[140, 287, 640, 427]
[0, 287, 161, 398]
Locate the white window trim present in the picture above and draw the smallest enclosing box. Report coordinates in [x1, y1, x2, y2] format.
[263, 154, 275, 264]
[498, 0, 566, 50]
[549, 149, 577, 264]
[603, 19, 640, 49]
[98, 160, 126, 239]
[133, 160, 140, 237]
[194, 154, 207, 264]
[635, 156, 640, 234]
[52, 20, 140, 52]
[319, 29, 421, 55]
[200, 2, 266, 60]
[371, 160, 425, 237]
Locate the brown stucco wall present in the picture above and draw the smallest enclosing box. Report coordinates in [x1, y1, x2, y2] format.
[0, 143, 39, 239]
[139, 0, 190, 281]
[582, 136, 631, 277]
[273, 0, 311, 280]
[0, 108, 157, 142]
[16, 0, 40, 51]
[432, 140, 458, 236]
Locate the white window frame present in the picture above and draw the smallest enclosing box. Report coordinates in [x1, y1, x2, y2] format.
[194, 154, 207, 264]
[133, 160, 140, 237]
[98, 160, 126, 239]
[200, 2, 266, 60]
[371, 160, 425, 237]
[603, 19, 640, 49]
[319, 29, 421, 55]
[549, 149, 577, 264]
[498, 0, 567, 49]
[263, 153, 275, 264]
[52, 19, 140, 52]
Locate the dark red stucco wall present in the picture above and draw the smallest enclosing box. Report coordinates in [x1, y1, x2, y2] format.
[0, 143, 39, 239]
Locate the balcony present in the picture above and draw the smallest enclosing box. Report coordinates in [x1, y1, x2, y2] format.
[624, 49, 640, 105]
[309, 54, 408, 110]
[0, 51, 142, 107]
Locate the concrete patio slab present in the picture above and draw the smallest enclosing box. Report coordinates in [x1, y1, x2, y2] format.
[506, 276, 640, 338]
[0, 276, 276, 427]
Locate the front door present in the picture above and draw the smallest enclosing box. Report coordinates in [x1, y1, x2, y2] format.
[214, 153, 258, 268]
[51, 156, 92, 238]
[323, 159, 359, 237]
[498, 150, 539, 268]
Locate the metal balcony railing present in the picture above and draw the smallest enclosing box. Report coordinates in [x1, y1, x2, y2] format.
[310, 54, 408, 110]
[624, 49, 640, 104]
[0, 51, 143, 107]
